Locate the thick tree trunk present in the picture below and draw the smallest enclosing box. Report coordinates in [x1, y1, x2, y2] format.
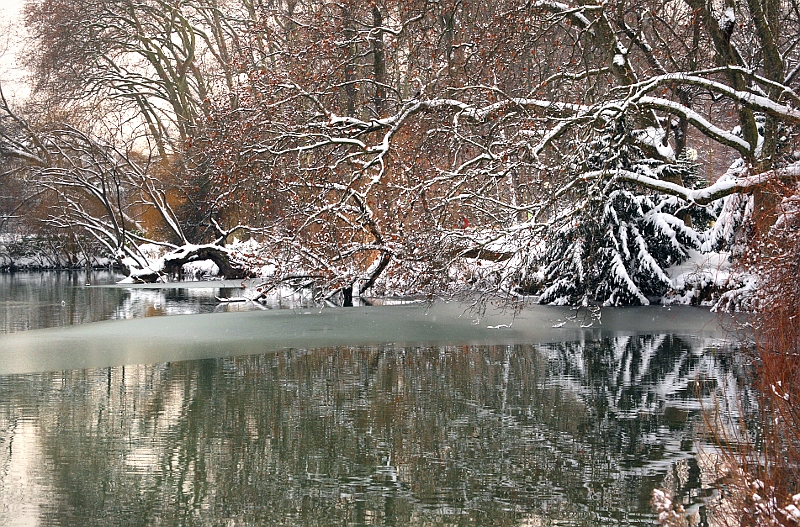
[122, 245, 254, 282]
[372, 6, 386, 115]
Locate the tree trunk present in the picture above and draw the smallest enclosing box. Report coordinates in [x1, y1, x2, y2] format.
[372, 6, 386, 116]
[122, 245, 254, 282]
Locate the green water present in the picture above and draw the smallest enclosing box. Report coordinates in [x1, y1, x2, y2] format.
[0, 273, 747, 526]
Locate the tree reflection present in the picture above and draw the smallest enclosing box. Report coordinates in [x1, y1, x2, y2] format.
[0, 337, 752, 526]
[0, 271, 127, 333]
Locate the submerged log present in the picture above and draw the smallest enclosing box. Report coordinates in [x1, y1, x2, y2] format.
[215, 296, 248, 303]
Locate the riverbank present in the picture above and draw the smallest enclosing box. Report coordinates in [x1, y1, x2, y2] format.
[1, 232, 751, 310]
[0, 233, 114, 272]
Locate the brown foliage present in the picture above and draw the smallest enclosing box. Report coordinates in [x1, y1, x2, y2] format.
[707, 182, 800, 526]
[745, 184, 800, 499]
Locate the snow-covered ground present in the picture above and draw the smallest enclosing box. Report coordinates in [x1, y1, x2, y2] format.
[663, 249, 735, 307]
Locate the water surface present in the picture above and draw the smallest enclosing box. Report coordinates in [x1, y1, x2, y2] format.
[0, 271, 263, 334]
[0, 273, 747, 526]
[0, 337, 747, 527]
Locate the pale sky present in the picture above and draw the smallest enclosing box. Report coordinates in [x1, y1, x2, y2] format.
[0, 0, 29, 100]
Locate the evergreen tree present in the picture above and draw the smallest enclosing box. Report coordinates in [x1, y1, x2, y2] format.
[539, 127, 703, 306]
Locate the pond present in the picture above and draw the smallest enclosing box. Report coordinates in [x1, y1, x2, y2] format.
[0, 272, 749, 526]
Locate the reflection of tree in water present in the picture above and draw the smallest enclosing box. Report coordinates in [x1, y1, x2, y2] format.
[0, 271, 127, 332]
[543, 336, 757, 526]
[110, 287, 253, 319]
[0, 337, 753, 526]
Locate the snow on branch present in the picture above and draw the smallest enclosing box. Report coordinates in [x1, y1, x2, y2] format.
[637, 96, 751, 154]
[628, 73, 800, 124]
[608, 161, 800, 205]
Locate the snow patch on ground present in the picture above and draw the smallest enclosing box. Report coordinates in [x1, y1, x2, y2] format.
[182, 260, 220, 280]
[663, 249, 732, 306]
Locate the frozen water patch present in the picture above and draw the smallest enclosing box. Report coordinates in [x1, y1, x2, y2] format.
[0, 303, 730, 375]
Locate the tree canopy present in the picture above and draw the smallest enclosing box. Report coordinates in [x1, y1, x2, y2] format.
[2, 0, 799, 305]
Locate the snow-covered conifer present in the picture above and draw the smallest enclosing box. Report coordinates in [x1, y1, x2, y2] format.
[539, 129, 702, 305]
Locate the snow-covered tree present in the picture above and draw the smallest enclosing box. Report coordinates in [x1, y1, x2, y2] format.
[538, 127, 707, 305]
[5, 0, 800, 301]
[192, 0, 799, 303]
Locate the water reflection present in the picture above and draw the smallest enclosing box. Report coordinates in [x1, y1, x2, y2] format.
[0, 272, 271, 333]
[0, 337, 751, 526]
[111, 286, 255, 319]
[0, 271, 121, 333]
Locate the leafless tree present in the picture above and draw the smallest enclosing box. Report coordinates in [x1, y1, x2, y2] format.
[8, 0, 800, 300]
[195, 0, 799, 303]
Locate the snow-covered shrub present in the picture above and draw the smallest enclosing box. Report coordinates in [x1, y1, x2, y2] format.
[663, 249, 733, 306]
[702, 160, 754, 253]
